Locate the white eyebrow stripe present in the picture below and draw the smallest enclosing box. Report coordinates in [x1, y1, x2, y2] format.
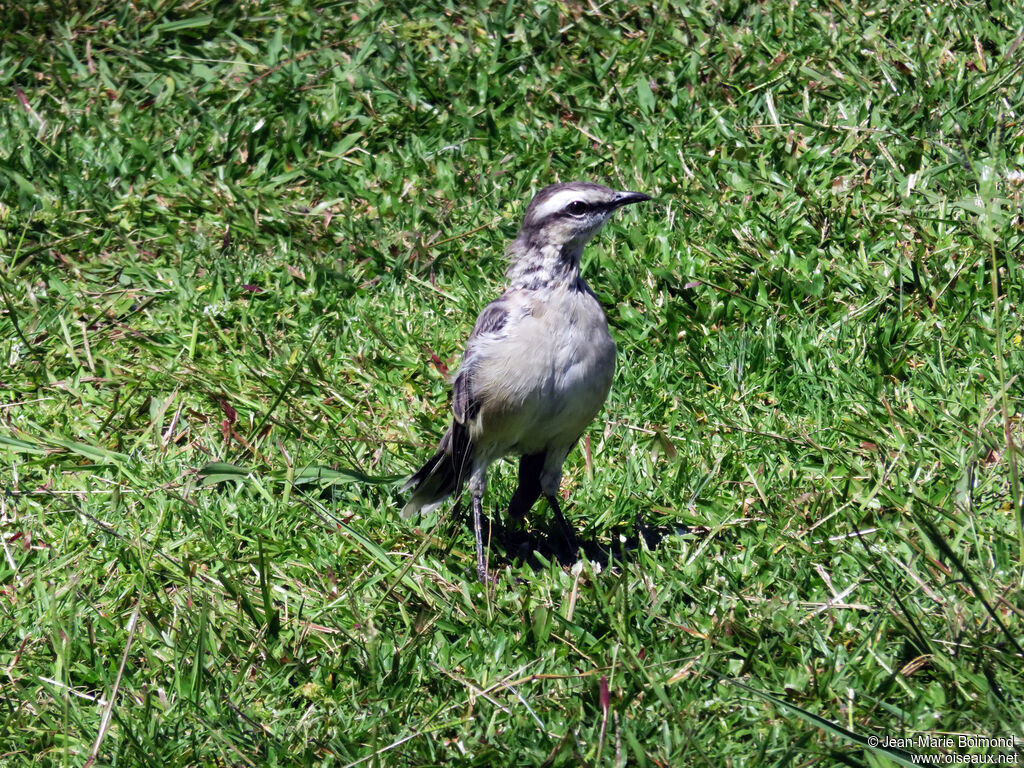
[530, 188, 585, 221]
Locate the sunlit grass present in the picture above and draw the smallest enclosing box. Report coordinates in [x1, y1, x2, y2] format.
[1, 1, 1022, 765]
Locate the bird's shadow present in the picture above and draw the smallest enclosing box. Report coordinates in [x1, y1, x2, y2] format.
[451, 502, 704, 575]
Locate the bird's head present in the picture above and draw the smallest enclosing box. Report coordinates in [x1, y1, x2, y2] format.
[517, 181, 651, 251]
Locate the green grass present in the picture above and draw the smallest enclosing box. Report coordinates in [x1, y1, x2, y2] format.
[2, 0, 1023, 765]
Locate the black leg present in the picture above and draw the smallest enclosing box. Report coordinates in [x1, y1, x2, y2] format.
[472, 491, 489, 582]
[545, 493, 579, 555]
[508, 452, 544, 519]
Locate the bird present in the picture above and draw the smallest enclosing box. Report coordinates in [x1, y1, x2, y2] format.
[402, 181, 651, 582]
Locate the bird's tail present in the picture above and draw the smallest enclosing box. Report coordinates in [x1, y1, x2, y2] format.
[401, 421, 474, 519]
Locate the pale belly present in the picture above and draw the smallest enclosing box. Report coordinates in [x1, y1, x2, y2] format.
[468, 287, 616, 458]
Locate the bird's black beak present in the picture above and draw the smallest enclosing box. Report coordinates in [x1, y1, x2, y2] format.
[611, 190, 652, 209]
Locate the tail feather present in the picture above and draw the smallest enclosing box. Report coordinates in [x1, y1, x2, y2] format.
[401, 422, 474, 518]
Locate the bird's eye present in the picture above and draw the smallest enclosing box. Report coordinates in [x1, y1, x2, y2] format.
[566, 201, 589, 216]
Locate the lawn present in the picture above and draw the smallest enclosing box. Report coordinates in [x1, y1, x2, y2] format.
[1, 0, 1023, 765]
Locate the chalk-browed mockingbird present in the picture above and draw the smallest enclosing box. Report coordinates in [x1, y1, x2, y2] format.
[402, 181, 651, 581]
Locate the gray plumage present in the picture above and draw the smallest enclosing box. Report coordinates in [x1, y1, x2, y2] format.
[402, 181, 651, 581]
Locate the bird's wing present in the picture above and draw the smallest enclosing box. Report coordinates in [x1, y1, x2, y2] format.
[452, 297, 509, 424]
